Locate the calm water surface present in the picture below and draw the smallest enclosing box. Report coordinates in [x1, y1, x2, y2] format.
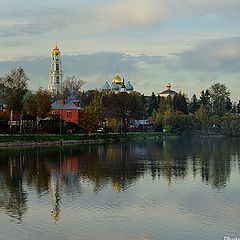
[0, 137, 239, 240]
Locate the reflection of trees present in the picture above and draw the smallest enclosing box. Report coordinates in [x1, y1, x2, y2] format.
[159, 137, 235, 189]
[0, 137, 240, 222]
[0, 154, 28, 223]
[77, 144, 145, 192]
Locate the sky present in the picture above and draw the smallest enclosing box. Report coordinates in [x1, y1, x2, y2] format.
[1, 0, 240, 100]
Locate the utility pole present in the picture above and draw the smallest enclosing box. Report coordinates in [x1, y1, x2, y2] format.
[59, 74, 63, 135]
[10, 110, 13, 130]
[19, 112, 23, 134]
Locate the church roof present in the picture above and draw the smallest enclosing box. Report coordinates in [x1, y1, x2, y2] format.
[112, 74, 123, 84]
[159, 89, 177, 95]
[102, 81, 111, 90]
[52, 45, 60, 54]
[112, 83, 120, 91]
[126, 81, 134, 91]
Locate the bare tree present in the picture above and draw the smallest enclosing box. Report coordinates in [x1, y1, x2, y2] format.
[62, 76, 85, 97]
[0, 67, 29, 112]
[0, 67, 29, 131]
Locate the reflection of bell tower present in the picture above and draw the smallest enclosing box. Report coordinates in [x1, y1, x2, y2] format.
[49, 174, 61, 223]
[48, 44, 63, 95]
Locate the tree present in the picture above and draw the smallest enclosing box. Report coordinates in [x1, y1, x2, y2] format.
[147, 92, 158, 116]
[62, 76, 85, 97]
[199, 89, 211, 109]
[103, 92, 145, 132]
[209, 83, 230, 115]
[173, 92, 188, 114]
[237, 100, 240, 114]
[189, 94, 199, 114]
[225, 97, 232, 112]
[24, 88, 52, 119]
[157, 97, 171, 118]
[221, 114, 240, 136]
[0, 67, 28, 112]
[79, 91, 103, 134]
[195, 105, 209, 130]
[154, 96, 174, 131]
[163, 104, 174, 131]
[231, 102, 237, 114]
[167, 113, 196, 133]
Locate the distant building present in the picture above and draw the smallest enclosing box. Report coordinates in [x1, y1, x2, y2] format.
[159, 83, 177, 98]
[48, 45, 63, 95]
[102, 72, 134, 93]
[50, 92, 83, 125]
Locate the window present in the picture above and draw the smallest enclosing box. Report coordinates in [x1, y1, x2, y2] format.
[67, 111, 72, 118]
[56, 76, 59, 83]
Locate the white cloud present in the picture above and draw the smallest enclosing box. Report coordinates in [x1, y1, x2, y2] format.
[1, 0, 240, 38]
[75, 0, 167, 32]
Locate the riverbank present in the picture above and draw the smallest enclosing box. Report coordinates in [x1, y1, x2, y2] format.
[0, 132, 168, 148]
[0, 132, 228, 148]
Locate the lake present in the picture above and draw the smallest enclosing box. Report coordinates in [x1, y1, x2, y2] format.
[0, 137, 239, 240]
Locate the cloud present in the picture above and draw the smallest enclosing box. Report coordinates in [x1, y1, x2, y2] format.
[173, 37, 240, 73]
[82, 0, 167, 31]
[0, 0, 167, 38]
[0, 52, 165, 91]
[0, 50, 239, 100]
[1, 0, 240, 38]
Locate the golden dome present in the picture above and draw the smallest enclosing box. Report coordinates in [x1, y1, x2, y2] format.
[166, 83, 172, 88]
[52, 45, 60, 54]
[112, 74, 123, 85]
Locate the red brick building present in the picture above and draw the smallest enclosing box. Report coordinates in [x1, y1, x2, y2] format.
[50, 93, 83, 125]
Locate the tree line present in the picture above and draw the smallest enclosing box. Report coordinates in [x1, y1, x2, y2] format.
[1, 67, 240, 135]
[147, 83, 240, 135]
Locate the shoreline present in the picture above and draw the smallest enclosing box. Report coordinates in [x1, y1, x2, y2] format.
[0, 133, 165, 148]
[0, 132, 230, 149]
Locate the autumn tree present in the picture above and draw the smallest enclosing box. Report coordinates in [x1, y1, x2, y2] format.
[103, 92, 145, 132]
[24, 88, 52, 119]
[154, 96, 174, 131]
[0, 67, 28, 112]
[79, 91, 103, 134]
[195, 105, 209, 130]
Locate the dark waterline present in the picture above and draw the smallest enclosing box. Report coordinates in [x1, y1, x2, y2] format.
[0, 137, 239, 240]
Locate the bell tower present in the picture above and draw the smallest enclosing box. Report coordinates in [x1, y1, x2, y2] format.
[48, 45, 63, 95]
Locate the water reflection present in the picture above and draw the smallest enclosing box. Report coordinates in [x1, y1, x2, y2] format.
[0, 137, 239, 223]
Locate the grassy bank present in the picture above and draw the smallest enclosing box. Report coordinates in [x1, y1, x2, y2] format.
[0, 132, 173, 147]
[0, 132, 229, 148]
